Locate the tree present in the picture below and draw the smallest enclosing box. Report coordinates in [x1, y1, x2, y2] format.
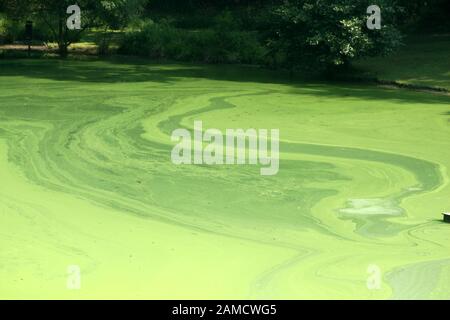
[396, 0, 450, 32]
[1, 0, 144, 56]
[265, 0, 403, 74]
[95, 0, 145, 55]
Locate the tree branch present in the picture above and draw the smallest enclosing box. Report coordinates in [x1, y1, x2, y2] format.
[40, 12, 58, 42]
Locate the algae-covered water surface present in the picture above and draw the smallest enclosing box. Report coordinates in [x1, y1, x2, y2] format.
[1, 59, 449, 299]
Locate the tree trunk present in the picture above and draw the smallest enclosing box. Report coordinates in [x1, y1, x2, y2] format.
[58, 16, 67, 57]
[58, 42, 68, 57]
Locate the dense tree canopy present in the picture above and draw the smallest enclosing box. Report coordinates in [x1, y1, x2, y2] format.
[0, 0, 447, 67]
[1, 0, 144, 56]
[264, 0, 403, 72]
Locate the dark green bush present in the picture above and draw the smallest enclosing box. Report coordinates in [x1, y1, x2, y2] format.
[0, 15, 7, 44]
[0, 18, 55, 44]
[118, 21, 267, 65]
[171, 12, 216, 30]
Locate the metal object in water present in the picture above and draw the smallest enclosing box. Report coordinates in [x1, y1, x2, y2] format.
[443, 212, 450, 223]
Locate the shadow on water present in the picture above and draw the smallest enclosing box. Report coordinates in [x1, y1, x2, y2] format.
[0, 56, 449, 105]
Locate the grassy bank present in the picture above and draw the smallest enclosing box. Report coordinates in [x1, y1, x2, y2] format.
[354, 34, 450, 90]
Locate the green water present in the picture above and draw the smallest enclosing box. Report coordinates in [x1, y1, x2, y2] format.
[1, 59, 449, 299]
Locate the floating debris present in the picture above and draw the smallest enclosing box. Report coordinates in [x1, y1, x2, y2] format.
[443, 212, 450, 223]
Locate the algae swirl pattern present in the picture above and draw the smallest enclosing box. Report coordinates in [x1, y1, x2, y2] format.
[1, 60, 449, 299]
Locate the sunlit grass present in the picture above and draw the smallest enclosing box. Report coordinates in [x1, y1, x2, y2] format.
[354, 34, 450, 90]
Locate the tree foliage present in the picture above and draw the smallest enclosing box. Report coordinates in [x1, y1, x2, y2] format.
[1, 0, 144, 56]
[1, 0, 446, 68]
[265, 0, 402, 72]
